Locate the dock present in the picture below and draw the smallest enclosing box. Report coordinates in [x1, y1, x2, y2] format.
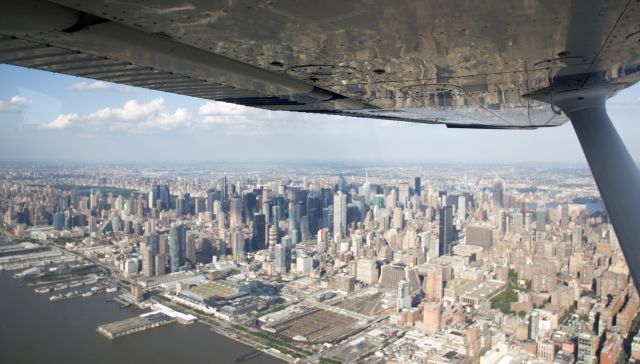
[98, 312, 174, 339]
[97, 303, 197, 339]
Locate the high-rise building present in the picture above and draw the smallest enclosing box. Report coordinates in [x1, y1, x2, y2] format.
[176, 197, 184, 217]
[52, 211, 64, 231]
[297, 256, 313, 275]
[141, 244, 155, 277]
[414, 177, 421, 197]
[536, 205, 546, 236]
[392, 207, 403, 229]
[424, 264, 444, 302]
[252, 213, 266, 251]
[422, 302, 442, 334]
[185, 235, 196, 264]
[154, 254, 166, 275]
[194, 197, 205, 214]
[333, 191, 347, 239]
[307, 195, 322, 237]
[275, 235, 292, 274]
[268, 225, 279, 250]
[159, 185, 170, 211]
[578, 333, 595, 364]
[513, 212, 524, 233]
[356, 258, 378, 284]
[572, 226, 583, 247]
[231, 227, 245, 263]
[529, 311, 539, 340]
[219, 176, 227, 204]
[399, 183, 410, 208]
[146, 232, 159, 255]
[271, 205, 281, 225]
[396, 279, 411, 311]
[492, 178, 504, 213]
[438, 205, 454, 255]
[230, 196, 242, 228]
[149, 185, 159, 210]
[465, 225, 493, 250]
[169, 223, 186, 272]
[457, 195, 466, 220]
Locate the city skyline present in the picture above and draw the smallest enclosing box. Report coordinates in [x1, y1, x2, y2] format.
[2, 64, 640, 164]
[1, 162, 637, 363]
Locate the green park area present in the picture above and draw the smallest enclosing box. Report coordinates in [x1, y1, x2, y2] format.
[490, 269, 531, 315]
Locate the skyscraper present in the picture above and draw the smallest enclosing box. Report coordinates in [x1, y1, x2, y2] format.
[231, 227, 245, 263]
[424, 264, 444, 302]
[219, 176, 227, 203]
[53, 211, 64, 231]
[399, 183, 409, 207]
[230, 196, 242, 228]
[271, 205, 281, 225]
[252, 213, 266, 251]
[422, 302, 442, 334]
[268, 225, 279, 250]
[333, 191, 347, 239]
[146, 232, 159, 255]
[457, 195, 466, 220]
[306, 195, 321, 236]
[414, 177, 421, 197]
[396, 279, 411, 311]
[169, 223, 186, 272]
[176, 197, 184, 217]
[206, 189, 218, 213]
[275, 235, 292, 274]
[159, 185, 170, 211]
[438, 205, 454, 256]
[492, 178, 504, 213]
[185, 235, 196, 264]
[141, 244, 155, 277]
[536, 205, 546, 237]
[356, 258, 378, 284]
[149, 185, 159, 210]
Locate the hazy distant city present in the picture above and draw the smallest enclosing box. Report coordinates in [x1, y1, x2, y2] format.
[1, 162, 638, 364]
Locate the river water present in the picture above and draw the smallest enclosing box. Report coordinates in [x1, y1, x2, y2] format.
[0, 273, 285, 364]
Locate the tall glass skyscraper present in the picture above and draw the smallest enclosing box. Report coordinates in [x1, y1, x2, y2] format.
[438, 205, 454, 256]
[169, 223, 186, 272]
[333, 191, 347, 240]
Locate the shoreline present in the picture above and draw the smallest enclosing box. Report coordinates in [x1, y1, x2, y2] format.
[0, 272, 288, 364]
[157, 297, 296, 363]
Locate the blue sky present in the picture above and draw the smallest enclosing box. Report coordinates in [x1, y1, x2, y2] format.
[1, 63, 639, 164]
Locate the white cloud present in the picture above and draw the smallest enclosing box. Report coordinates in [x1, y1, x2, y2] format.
[197, 101, 282, 134]
[38, 98, 190, 133]
[37, 98, 338, 135]
[0, 95, 32, 111]
[39, 113, 79, 129]
[69, 80, 113, 91]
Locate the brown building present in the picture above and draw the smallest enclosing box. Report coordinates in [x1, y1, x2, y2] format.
[600, 333, 622, 364]
[420, 301, 442, 334]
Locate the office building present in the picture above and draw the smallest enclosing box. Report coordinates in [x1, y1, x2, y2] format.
[169, 223, 186, 272]
[333, 191, 347, 239]
[438, 205, 454, 255]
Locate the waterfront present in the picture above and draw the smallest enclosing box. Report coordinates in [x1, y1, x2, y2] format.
[0, 273, 285, 364]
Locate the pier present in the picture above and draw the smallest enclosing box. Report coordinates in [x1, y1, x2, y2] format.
[98, 313, 174, 339]
[97, 303, 197, 339]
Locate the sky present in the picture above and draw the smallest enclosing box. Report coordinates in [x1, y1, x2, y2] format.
[1, 63, 640, 165]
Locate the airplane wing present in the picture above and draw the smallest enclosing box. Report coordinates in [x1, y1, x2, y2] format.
[2, 0, 639, 129]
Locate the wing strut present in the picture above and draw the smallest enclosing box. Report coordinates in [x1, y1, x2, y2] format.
[537, 87, 640, 290]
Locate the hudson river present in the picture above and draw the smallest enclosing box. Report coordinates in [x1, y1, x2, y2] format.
[0, 273, 285, 364]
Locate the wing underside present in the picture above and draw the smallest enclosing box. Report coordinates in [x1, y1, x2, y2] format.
[1, 0, 640, 129]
